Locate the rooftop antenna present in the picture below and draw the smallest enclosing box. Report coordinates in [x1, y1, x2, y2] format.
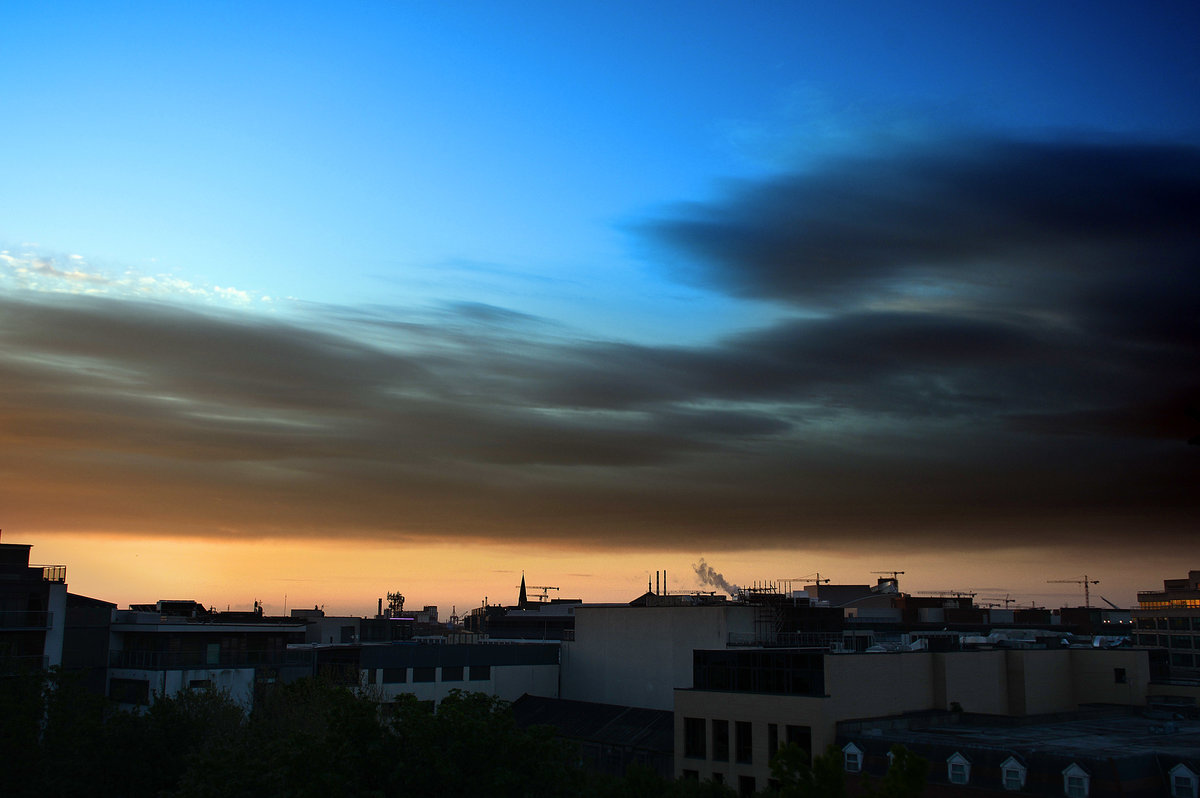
[1047, 576, 1099, 608]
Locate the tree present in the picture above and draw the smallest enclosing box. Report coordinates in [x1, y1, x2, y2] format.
[770, 743, 846, 798]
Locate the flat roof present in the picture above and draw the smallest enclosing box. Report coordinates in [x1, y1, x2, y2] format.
[847, 711, 1200, 760]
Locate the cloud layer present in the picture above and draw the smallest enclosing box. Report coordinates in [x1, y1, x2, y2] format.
[2, 134, 1197, 553]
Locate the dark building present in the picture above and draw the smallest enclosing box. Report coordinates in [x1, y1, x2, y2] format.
[0, 539, 67, 671]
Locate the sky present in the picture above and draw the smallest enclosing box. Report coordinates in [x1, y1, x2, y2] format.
[2, 2, 1198, 616]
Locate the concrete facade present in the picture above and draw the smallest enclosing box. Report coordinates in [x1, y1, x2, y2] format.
[561, 603, 756, 710]
[360, 643, 560, 706]
[674, 648, 1155, 791]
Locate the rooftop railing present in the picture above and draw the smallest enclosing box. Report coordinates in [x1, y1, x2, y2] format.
[35, 565, 67, 582]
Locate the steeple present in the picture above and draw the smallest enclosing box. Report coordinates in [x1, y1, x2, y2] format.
[518, 571, 528, 609]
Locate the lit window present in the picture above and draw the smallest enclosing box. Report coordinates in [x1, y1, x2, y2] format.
[842, 743, 862, 773]
[947, 752, 971, 785]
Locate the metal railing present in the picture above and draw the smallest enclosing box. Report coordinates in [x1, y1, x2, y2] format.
[34, 565, 67, 582]
[0, 610, 53, 630]
[109, 648, 314, 670]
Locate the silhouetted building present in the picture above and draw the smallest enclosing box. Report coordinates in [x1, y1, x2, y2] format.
[0, 538, 67, 671]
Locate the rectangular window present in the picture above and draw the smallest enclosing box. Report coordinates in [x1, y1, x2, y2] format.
[1003, 769, 1023, 790]
[188, 679, 211, 690]
[413, 666, 436, 682]
[844, 751, 861, 773]
[1173, 775, 1194, 798]
[949, 763, 968, 784]
[441, 665, 463, 681]
[768, 723, 778, 756]
[1114, 667, 1127, 683]
[1067, 775, 1088, 798]
[736, 721, 753, 764]
[469, 664, 490, 680]
[684, 717, 706, 759]
[786, 725, 812, 765]
[110, 678, 150, 705]
[738, 775, 756, 798]
[382, 667, 407, 683]
[712, 719, 730, 761]
[682, 770, 699, 781]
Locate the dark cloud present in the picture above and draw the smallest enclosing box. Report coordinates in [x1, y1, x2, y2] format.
[644, 138, 1200, 310]
[2, 133, 1197, 553]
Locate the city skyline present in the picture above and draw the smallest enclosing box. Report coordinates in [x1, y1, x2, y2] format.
[2, 3, 1197, 616]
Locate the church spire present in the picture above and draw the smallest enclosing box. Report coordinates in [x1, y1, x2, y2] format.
[518, 571, 528, 609]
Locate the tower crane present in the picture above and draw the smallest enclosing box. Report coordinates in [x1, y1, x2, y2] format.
[1047, 576, 1099, 608]
[515, 584, 560, 603]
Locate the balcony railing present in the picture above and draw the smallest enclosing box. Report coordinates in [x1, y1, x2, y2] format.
[0, 610, 53, 630]
[110, 648, 315, 670]
[34, 565, 67, 582]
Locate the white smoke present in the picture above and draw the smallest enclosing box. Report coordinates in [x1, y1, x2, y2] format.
[693, 558, 739, 597]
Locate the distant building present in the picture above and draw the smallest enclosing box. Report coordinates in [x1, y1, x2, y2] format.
[1133, 570, 1200, 678]
[359, 642, 559, 705]
[107, 600, 310, 708]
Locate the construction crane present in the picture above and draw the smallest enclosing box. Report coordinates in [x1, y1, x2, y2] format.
[515, 584, 560, 603]
[980, 594, 1017, 608]
[777, 573, 830, 596]
[872, 570, 905, 581]
[917, 590, 977, 598]
[1047, 576, 1099, 608]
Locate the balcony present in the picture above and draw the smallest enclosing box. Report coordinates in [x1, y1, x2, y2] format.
[0, 610, 53, 630]
[34, 564, 67, 582]
[110, 648, 314, 670]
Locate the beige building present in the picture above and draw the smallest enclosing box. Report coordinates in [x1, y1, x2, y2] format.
[674, 647, 1156, 792]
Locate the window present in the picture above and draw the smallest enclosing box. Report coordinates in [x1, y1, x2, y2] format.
[736, 721, 753, 764]
[739, 775, 756, 798]
[787, 725, 813, 765]
[188, 679, 212, 690]
[1170, 765, 1197, 798]
[1063, 764, 1089, 798]
[469, 664, 490, 680]
[684, 717, 706, 759]
[1001, 757, 1027, 791]
[682, 770, 699, 781]
[947, 753, 971, 785]
[441, 665, 463, 681]
[712, 720, 730, 761]
[843, 743, 862, 773]
[413, 666, 435, 682]
[768, 723, 778, 756]
[110, 678, 150, 706]
[382, 667, 407, 683]
[1113, 667, 1127, 684]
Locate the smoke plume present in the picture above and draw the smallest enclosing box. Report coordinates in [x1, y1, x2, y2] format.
[693, 558, 739, 597]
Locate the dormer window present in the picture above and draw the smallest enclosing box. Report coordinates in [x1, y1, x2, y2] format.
[1063, 763, 1090, 798]
[842, 742, 863, 773]
[947, 752, 971, 785]
[1170, 764, 1197, 798]
[1000, 756, 1027, 791]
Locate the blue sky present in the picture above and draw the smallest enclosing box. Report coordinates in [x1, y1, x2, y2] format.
[2, 2, 1198, 610]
